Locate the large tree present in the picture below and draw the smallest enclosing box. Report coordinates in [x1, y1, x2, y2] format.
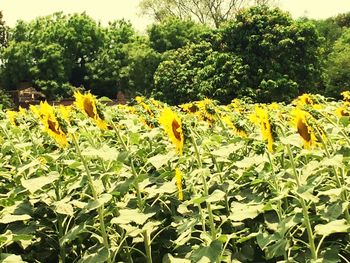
[139, 0, 275, 28]
[0, 13, 104, 99]
[0, 11, 7, 48]
[221, 6, 322, 102]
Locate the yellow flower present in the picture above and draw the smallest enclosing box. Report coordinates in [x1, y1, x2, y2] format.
[293, 94, 314, 106]
[58, 105, 72, 123]
[74, 91, 107, 130]
[291, 108, 317, 149]
[159, 108, 184, 155]
[336, 106, 350, 117]
[38, 101, 68, 148]
[222, 115, 247, 137]
[6, 110, 18, 126]
[250, 106, 274, 152]
[341, 91, 350, 102]
[179, 102, 199, 114]
[175, 168, 184, 201]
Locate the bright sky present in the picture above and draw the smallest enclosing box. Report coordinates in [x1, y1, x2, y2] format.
[1, 0, 350, 32]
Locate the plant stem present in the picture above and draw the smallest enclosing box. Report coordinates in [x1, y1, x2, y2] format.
[71, 133, 111, 263]
[191, 131, 216, 240]
[143, 230, 153, 263]
[278, 125, 317, 261]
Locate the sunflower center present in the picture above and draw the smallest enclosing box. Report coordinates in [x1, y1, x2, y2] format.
[48, 118, 60, 135]
[172, 120, 181, 141]
[297, 119, 311, 142]
[341, 109, 350, 116]
[83, 98, 96, 119]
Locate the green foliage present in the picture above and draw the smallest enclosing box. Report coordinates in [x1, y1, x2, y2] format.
[0, 11, 8, 48]
[86, 21, 161, 98]
[0, 88, 13, 109]
[0, 13, 104, 99]
[325, 28, 350, 97]
[221, 6, 323, 102]
[148, 17, 209, 52]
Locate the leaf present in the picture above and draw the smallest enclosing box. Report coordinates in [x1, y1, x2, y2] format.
[0, 214, 31, 224]
[82, 145, 119, 161]
[82, 194, 112, 213]
[162, 253, 191, 263]
[315, 219, 350, 236]
[111, 209, 155, 225]
[148, 152, 174, 169]
[206, 189, 226, 203]
[78, 247, 109, 263]
[280, 134, 302, 148]
[60, 224, 86, 246]
[21, 172, 59, 194]
[229, 202, 264, 221]
[191, 240, 222, 263]
[55, 201, 74, 216]
[0, 254, 26, 263]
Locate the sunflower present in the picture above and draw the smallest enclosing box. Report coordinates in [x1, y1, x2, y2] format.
[74, 91, 107, 130]
[38, 101, 68, 148]
[222, 115, 247, 137]
[293, 93, 314, 106]
[6, 110, 18, 126]
[175, 168, 184, 201]
[179, 102, 199, 114]
[159, 108, 184, 155]
[249, 106, 274, 152]
[336, 106, 350, 117]
[291, 108, 317, 149]
[341, 91, 350, 102]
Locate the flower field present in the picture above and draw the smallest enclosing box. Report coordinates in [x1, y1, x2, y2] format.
[1, 92, 350, 263]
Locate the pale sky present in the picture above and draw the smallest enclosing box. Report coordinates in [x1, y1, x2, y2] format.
[1, 0, 350, 32]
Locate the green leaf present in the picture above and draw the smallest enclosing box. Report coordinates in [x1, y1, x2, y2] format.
[82, 194, 112, 213]
[60, 224, 86, 246]
[0, 214, 31, 224]
[191, 240, 222, 263]
[79, 247, 109, 263]
[315, 219, 350, 236]
[229, 202, 264, 221]
[148, 152, 174, 169]
[55, 201, 74, 216]
[21, 172, 59, 194]
[82, 145, 119, 161]
[0, 254, 26, 263]
[206, 189, 226, 203]
[111, 209, 155, 225]
[162, 253, 191, 263]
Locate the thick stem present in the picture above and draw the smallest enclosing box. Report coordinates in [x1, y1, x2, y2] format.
[191, 131, 216, 240]
[71, 133, 111, 263]
[279, 126, 317, 260]
[143, 230, 153, 263]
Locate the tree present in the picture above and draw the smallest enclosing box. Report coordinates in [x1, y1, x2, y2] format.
[153, 41, 247, 104]
[139, 0, 275, 28]
[86, 21, 161, 98]
[148, 17, 209, 52]
[0, 11, 8, 48]
[221, 6, 322, 102]
[325, 28, 350, 97]
[0, 13, 104, 99]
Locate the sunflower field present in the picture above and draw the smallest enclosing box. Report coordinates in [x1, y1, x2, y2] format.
[0, 91, 350, 263]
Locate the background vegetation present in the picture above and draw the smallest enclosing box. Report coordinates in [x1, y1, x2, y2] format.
[0, 2, 349, 107]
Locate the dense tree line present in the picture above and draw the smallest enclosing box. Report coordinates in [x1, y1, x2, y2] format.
[0, 6, 349, 107]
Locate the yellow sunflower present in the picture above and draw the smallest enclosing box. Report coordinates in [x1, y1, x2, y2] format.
[336, 106, 350, 117]
[159, 108, 184, 155]
[38, 101, 68, 148]
[291, 108, 317, 149]
[293, 93, 314, 106]
[175, 168, 184, 201]
[6, 110, 18, 126]
[249, 106, 274, 152]
[222, 115, 247, 137]
[74, 91, 107, 130]
[341, 91, 350, 102]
